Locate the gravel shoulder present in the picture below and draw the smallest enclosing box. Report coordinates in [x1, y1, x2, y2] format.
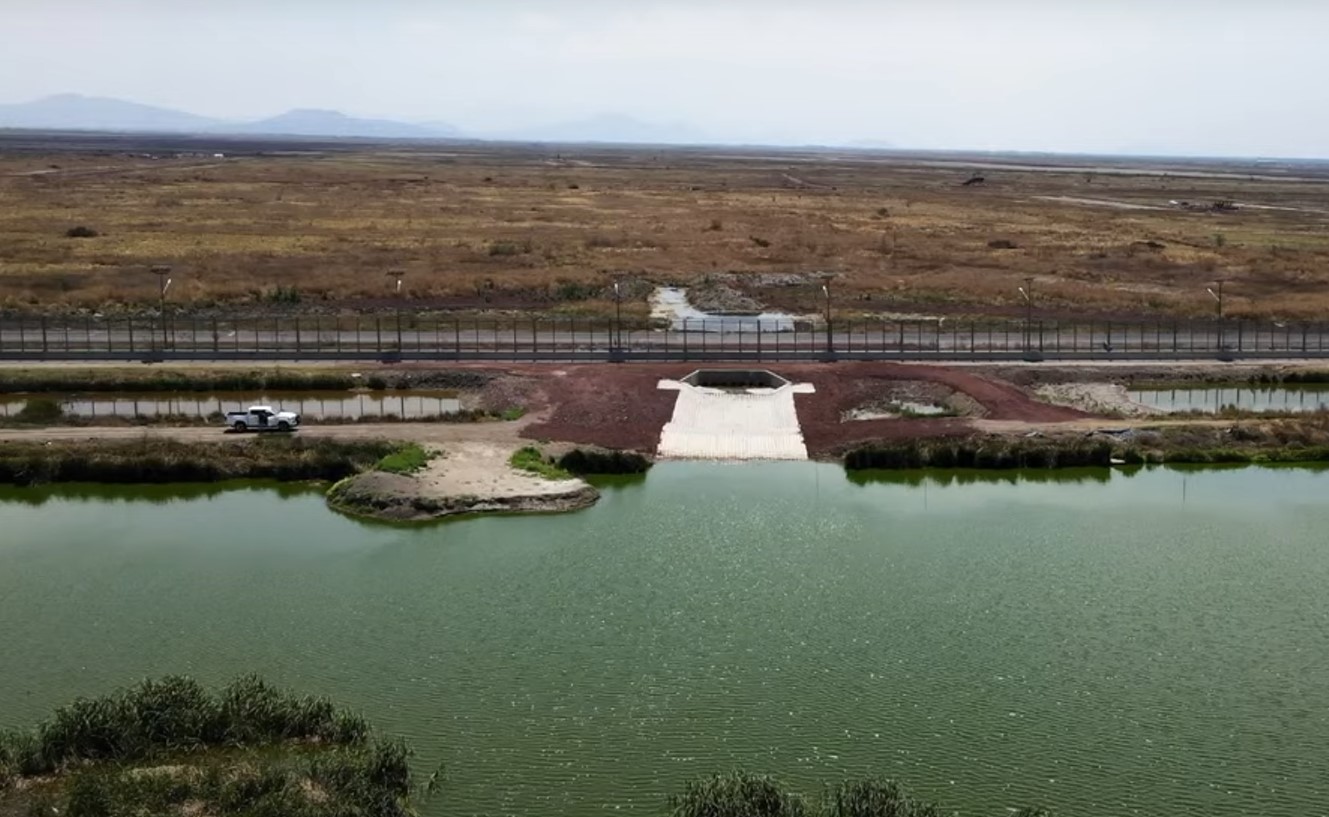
[1034, 382, 1162, 417]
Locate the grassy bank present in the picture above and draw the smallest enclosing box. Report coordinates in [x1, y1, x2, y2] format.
[0, 438, 397, 486]
[0, 676, 415, 817]
[845, 418, 1329, 471]
[0, 367, 496, 393]
[846, 438, 1115, 470]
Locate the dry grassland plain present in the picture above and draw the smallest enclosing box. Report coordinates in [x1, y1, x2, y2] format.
[2, 135, 1328, 321]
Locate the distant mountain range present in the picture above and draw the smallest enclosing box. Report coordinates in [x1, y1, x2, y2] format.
[0, 94, 461, 139]
[0, 94, 222, 133]
[0, 93, 714, 144]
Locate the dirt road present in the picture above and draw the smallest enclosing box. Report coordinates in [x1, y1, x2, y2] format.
[0, 421, 528, 446]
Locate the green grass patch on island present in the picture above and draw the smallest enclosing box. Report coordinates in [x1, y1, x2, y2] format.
[374, 443, 433, 475]
[510, 446, 572, 480]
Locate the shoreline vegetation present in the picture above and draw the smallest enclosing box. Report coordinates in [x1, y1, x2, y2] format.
[0, 680, 1048, 817]
[0, 368, 496, 393]
[844, 418, 1329, 470]
[0, 438, 396, 486]
[0, 675, 416, 817]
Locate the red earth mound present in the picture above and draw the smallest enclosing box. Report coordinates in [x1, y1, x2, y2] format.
[518, 362, 1088, 457]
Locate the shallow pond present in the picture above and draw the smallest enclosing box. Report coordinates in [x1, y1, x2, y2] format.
[1, 464, 1327, 816]
[1130, 384, 1329, 413]
[0, 390, 461, 420]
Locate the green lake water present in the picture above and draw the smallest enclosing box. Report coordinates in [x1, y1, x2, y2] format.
[1, 464, 1327, 817]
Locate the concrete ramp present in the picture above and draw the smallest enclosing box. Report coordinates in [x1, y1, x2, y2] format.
[657, 372, 813, 460]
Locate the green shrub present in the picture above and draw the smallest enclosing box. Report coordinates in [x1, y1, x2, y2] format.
[2, 675, 369, 777]
[263, 285, 302, 304]
[509, 446, 572, 480]
[375, 443, 432, 475]
[845, 439, 1115, 471]
[670, 774, 1047, 817]
[824, 779, 939, 817]
[14, 398, 63, 424]
[557, 448, 651, 475]
[670, 773, 808, 817]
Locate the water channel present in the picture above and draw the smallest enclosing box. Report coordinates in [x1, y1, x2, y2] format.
[0, 390, 461, 420]
[1, 464, 1326, 816]
[650, 286, 805, 332]
[1130, 384, 1329, 413]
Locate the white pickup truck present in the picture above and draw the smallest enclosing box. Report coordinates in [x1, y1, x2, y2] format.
[225, 405, 300, 433]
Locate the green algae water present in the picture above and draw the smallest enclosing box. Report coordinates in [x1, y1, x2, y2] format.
[2, 465, 1327, 817]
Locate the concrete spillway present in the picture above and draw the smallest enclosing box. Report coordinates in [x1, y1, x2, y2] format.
[656, 370, 813, 461]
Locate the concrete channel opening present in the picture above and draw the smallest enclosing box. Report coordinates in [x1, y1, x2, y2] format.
[679, 369, 791, 390]
[657, 369, 813, 461]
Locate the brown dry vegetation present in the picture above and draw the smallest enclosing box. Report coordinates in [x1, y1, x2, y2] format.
[3, 137, 1329, 319]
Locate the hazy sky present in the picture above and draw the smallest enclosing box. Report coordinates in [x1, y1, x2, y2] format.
[2, 0, 1326, 156]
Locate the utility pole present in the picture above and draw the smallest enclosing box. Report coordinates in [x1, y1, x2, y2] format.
[152, 265, 172, 352]
[613, 280, 624, 351]
[1208, 281, 1224, 350]
[822, 282, 832, 356]
[1018, 276, 1033, 353]
[388, 269, 405, 352]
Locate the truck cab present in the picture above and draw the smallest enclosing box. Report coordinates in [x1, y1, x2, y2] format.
[225, 405, 300, 432]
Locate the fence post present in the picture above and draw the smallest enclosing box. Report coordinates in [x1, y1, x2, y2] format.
[40, 316, 48, 354]
[127, 317, 133, 354]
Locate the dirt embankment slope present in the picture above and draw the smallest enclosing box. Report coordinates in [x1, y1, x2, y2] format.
[516, 362, 1088, 457]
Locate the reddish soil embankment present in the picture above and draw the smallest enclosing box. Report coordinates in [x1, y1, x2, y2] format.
[789, 362, 1087, 456]
[521, 365, 681, 451]
[518, 362, 1089, 457]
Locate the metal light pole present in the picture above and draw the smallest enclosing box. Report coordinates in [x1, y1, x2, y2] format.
[1208, 281, 1224, 350]
[388, 269, 405, 351]
[822, 283, 832, 355]
[1018, 276, 1033, 352]
[152, 265, 172, 351]
[612, 280, 622, 351]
